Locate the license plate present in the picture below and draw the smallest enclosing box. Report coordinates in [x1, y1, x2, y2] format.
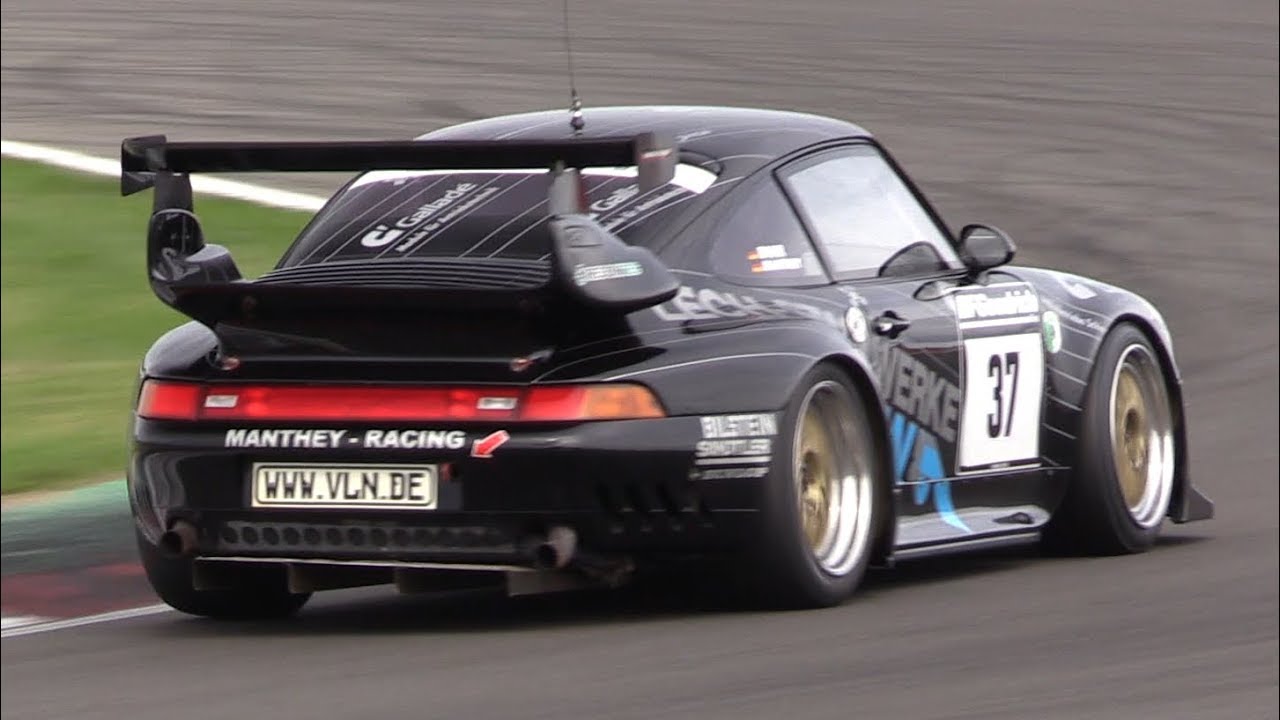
[250, 463, 438, 510]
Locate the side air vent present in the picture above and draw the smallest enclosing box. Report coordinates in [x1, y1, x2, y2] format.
[257, 258, 551, 290]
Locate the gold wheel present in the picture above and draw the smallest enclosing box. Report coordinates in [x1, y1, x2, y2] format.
[1108, 344, 1174, 528]
[792, 380, 874, 577]
[798, 409, 838, 554]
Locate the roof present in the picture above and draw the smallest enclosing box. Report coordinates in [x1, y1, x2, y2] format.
[417, 105, 871, 178]
[276, 107, 870, 269]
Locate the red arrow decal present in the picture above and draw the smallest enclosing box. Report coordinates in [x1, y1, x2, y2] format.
[470, 430, 510, 458]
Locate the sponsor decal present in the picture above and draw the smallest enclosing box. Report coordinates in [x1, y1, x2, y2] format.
[362, 429, 467, 450]
[653, 285, 841, 327]
[224, 428, 469, 450]
[844, 306, 868, 344]
[470, 430, 510, 459]
[393, 184, 478, 229]
[360, 182, 479, 248]
[589, 184, 640, 213]
[699, 413, 778, 439]
[871, 345, 961, 445]
[1042, 311, 1062, 353]
[692, 415, 776, 478]
[598, 186, 687, 232]
[953, 284, 1040, 329]
[890, 411, 971, 533]
[1055, 306, 1107, 334]
[572, 261, 644, 287]
[692, 466, 770, 480]
[225, 429, 348, 449]
[695, 438, 772, 458]
[747, 244, 804, 273]
[694, 438, 772, 466]
[393, 186, 502, 254]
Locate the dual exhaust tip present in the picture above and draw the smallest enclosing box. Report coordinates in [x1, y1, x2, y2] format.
[159, 520, 199, 558]
[531, 526, 577, 570]
[159, 519, 580, 570]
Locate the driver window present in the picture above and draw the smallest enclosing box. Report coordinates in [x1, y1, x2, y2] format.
[779, 145, 962, 279]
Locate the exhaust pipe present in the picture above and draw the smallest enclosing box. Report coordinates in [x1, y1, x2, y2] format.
[159, 520, 199, 558]
[532, 526, 577, 570]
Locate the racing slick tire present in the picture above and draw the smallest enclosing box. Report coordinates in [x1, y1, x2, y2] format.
[1042, 322, 1177, 555]
[137, 530, 311, 620]
[745, 363, 886, 609]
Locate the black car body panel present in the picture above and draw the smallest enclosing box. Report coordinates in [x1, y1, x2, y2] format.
[123, 105, 1212, 585]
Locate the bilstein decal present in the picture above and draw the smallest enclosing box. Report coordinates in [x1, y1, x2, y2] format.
[692, 415, 776, 477]
[699, 413, 778, 439]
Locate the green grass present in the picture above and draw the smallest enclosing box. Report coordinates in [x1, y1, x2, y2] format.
[0, 158, 313, 493]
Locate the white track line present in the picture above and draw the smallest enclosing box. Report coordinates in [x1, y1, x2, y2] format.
[1, 604, 173, 639]
[1, 139, 326, 211]
[1, 615, 50, 631]
[0, 139, 323, 636]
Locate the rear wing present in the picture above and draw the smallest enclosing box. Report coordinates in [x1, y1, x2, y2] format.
[120, 132, 682, 329]
[120, 133, 678, 199]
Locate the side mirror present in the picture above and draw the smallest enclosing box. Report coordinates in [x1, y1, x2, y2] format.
[958, 224, 1015, 273]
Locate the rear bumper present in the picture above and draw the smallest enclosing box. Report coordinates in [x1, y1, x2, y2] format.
[128, 414, 776, 566]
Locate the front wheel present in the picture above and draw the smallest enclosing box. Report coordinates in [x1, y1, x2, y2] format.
[745, 363, 886, 608]
[1042, 323, 1177, 555]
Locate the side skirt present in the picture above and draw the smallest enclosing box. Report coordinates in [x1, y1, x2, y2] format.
[885, 530, 1042, 565]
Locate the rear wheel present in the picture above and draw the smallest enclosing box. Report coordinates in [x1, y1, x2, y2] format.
[137, 530, 311, 620]
[1043, 323, 1176, 554]
[747, 363, 885, 608]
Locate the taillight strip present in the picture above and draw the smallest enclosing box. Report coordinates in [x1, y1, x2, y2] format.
[136, 380, 665, 422]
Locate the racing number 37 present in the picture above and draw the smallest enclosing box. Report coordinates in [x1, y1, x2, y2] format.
[987, 351, 1020, 438]
[958, 334, 1044, 471]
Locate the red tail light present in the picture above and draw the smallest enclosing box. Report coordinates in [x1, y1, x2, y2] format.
[136, 380, 666, 423]
[136, 381, 202, 421]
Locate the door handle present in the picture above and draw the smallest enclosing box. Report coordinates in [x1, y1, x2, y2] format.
[873, 312, 911, 338]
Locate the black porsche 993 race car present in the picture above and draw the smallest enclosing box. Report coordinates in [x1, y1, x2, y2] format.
[121, 105, 1213, 617]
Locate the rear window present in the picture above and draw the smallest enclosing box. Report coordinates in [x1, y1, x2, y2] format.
[281, 165, 716, 266]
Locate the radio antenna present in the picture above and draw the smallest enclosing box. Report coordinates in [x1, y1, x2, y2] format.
[562, 0, 584, 135]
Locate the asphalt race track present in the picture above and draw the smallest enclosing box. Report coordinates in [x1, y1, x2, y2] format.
[1, 1, 1277, 718]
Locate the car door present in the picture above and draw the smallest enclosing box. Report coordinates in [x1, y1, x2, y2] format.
[775, 143, 1049, 547]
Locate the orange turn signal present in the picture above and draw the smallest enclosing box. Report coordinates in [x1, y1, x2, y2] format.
[521, 384, 666, 421]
